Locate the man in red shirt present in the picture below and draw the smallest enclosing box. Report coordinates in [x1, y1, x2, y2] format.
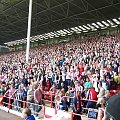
[86, 87, 97, 108]
[78, 63, 84, 75]
[33, 83, 43, 117]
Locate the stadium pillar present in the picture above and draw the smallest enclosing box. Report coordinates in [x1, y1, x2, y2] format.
[26, 0, 32, 63]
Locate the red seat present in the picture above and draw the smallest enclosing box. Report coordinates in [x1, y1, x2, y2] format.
[0, 96, 3, 105]
[116, 86, 120, 90]
[110, 90, 119, 96]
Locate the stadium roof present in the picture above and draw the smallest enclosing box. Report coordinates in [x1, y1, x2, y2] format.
[0, 0, 120, 45]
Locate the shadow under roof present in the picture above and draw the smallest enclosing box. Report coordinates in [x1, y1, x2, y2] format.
[0, 0, 120, 44]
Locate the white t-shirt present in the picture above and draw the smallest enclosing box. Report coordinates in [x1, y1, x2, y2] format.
[62, 71, 66, 81]
[75, 85, 83, 93]
[66, 72, 71, 79]
[93, 79, 99, 92]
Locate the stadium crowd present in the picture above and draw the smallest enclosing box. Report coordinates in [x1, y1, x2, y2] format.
[0, 34, 120, 120]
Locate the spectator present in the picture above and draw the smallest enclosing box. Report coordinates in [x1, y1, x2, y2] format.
[65, 86, 71, 107]
[103, 90, 111, 102]
[3, 84, 15, 108]
[55, 95, 61, 110]
[96, 97, 105, 109]
[114, 72, 120, 84]
[97, 83, 105, 98]
[33, 84, 43, 117]
[84, 77, 93, 90]
[14, 79, 20, 89]
[49, 83, 56, 107]
[72, 91, 82, 120]
[27, 85, 34, 107]
[86, 87, 97, 108]
[0, 84, 5, 95]
[98, 105, 111, 120]
[75, 81, 83, 94]
[50, 83, 56, 94]
[100, 75, 110, 90]
[21, 84, 27, 101]
[22, 75, 28, 87]
[106, 93, 120, 120]
[59, 96, 68, 111]
[65, 71, 71, 86]
[14, 85, 23, 111]
[92, 74, 99, 93]
[22, 108, 35, 120]
[61, 82, 68, 93]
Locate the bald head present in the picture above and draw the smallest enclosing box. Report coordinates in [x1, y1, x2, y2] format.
[22, 108, 31, 119]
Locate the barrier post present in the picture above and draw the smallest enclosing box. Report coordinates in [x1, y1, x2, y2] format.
[8, 98, 11, 109]
[43, 106, 45, 118]
[0, 96, 3, 105]
[50, 94, 53, 108]
[55, 108, 57, 115]
[23, 101, 26, 108]
[71, 112, 74, 120]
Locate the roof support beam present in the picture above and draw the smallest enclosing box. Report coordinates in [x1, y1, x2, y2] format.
[1, 0, 26, 14]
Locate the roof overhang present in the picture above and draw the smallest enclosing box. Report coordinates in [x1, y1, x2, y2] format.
[0, 0, 120, 45]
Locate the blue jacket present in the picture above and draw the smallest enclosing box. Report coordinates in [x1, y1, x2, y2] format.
[26, 115, 35, 120]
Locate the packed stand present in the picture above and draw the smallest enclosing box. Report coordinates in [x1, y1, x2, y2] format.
[0, 34, 120, 120]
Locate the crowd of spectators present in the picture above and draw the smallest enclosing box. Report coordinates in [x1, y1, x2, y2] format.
[0, 34, 120, 120]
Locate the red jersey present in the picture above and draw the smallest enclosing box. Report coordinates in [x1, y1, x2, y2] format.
[89, 88, 98, 100]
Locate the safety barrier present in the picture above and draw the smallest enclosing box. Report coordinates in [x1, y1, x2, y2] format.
[0, 96, 70, 119]
[44, 91, 97, 106]
[1, 86, 119, 119]
[0, 94, 99, 120]
[2, 96, 45, 119]
[43, 93, 98, 119]
[0, 90, 119, 120]
[1, 88, 119, 120]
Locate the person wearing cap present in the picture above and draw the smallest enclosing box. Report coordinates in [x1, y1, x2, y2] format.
[84, 77, 93, 90]
[86, 87, 98, 108]
[106, 93, 120, 120]
[22, 108, 35, 120]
